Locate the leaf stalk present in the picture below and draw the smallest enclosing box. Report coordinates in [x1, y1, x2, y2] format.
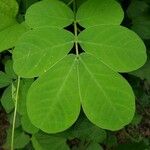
[73, 0, 79, 57]
[11, 76, 21, 150]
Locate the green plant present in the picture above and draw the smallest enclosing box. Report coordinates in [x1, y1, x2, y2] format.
[0, 0, 149, 150]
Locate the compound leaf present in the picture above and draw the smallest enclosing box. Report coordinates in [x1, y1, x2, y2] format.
[78, 26, 147, 72]
[78, 54, 135, 130]
[12, 0, 147, 133]
[76, 0, 124, 28]
[13, 27, 74, 77]
[25, 0, 74, 28]
[27, 55, 80, 133]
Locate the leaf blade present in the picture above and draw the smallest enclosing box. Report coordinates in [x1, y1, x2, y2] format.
[25, 0, 74, 28]
[27, 55, 81, 133]
[78, 54, 135, 130]
[77, 0, 124, 28]
[78, 26, 147, 72]
[13, 27, 74, 77]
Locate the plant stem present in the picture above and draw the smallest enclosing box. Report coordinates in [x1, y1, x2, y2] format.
[73, 0, 79, 57]
[11, 76, 21, 150]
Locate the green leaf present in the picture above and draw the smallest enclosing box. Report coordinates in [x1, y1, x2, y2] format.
[25, 0, 74, 28]
[12, 0, 147, 133]
[127, 0, 150, 39]
[78, 54, 135, 130]
[21, 112, 39, 134]
[116, 142, 148, 150]
[13, 27, 74, 77]
[131, 16, 150, 40]
[0, 71, 11, 88]
[70, 117, 106, 143]
[76, 0, 124, 28]
[105, 134, 118, 148]
[32, 132, 70, 150]
[3, 127, 30, 149]
[130, 55, 150, 81]
[27, 55, 80, 133]
[87, 143, 103, 150]
[0, 22, 29, 52]
[0, 0, 18, 30]
[5, 59, 17, 79]
[17, 78, 34, 115]
[78, 26, 147, 72]
[131, 113, 142, 126]
[127, 0, 149, 19]
[1, 85, 14, 113]
[18, 79, 38, 134]
[0, 1, 29, 52]
[8, 112, 21, 128]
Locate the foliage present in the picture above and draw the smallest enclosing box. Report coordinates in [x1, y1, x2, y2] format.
[0, 0, 149, 150]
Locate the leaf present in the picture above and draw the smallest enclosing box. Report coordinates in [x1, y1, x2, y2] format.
[1, 85, 14, 113]
[5, 59, 17, 79]
[25, 0, 74, 28]
[104, 134, 118, 148]
[8, 112, 21, 128]
[78, 54, 135, 130]
[131, 16, 150, 40]
[127, 0, 150, 39]
[70, 117, 106, 143]
[21, 112, 39, 134]
[27, 55, 81, 133]
[32, 132, 70, 150]
[13, 27, 74, 77]
[0, 71, 11, 88]
[76, 0, 124, 28]
[13, 0, 147, 132]
[87, 143, 103, 150]
[17, 78, 34, 115]
[3, 127, 30, 149]
[131, 113, 142, 126]
[78, 26, 147, 72]
[130, 54, 150, 81]
[116, 142, 148, 150]
[0, 0, 28, 52]
[0, 22, 29, 52]
[127, 0, 149, 19]
[0, 0, 18, 30]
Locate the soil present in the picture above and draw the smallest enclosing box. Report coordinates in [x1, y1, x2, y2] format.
[0, 107, 9, 149]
